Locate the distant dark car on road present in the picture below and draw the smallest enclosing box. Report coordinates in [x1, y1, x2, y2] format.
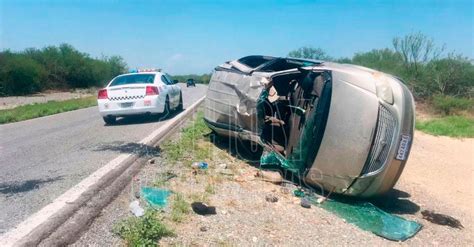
[186, 78, 196, 87]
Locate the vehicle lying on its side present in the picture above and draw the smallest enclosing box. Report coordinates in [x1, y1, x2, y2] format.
[203, 55, 415, 197]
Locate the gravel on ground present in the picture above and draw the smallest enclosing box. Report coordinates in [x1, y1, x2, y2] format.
[74, 114, 474, 246]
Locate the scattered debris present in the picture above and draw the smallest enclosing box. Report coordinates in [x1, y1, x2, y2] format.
[218, 163, 227, 169]
[129, 200, 144, 217]
[316, 197, 326, 204]
[134, 190, 140, 199]
[160, 171, 178, 182]
[255, 170, 283, 184]
[265, 194, 278, 203]
[191, 161, 208, 169]
[148, 158, 156, 164]
[219, 169, 234, 176]
[200, 226, 209, 232]
[312, 197, 422, 241]
[421, 210, 463, 229]
[141, 187, 172, 209]
[318, 187, 335, 204]
[191, 202, 217, 215]
[300, 198, 311, 208]
[293, 189, 305, 198]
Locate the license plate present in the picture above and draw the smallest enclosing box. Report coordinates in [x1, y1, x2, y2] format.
[395, 134, 411, 160]
[121, 102, 134, 108]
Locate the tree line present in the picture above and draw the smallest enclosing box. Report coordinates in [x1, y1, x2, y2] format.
[288, 32, 473, 100]
[0, 44, 127, 96]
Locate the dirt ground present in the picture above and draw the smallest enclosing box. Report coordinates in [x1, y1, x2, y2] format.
[0, 89, 95, 110]
[403, 131, 474, 216]
[74, 120, 474, 246]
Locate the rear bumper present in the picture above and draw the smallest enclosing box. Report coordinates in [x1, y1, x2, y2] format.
[98, 95, 165, 117]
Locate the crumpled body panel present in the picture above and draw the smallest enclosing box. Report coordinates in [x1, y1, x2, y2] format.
[204, 69, 266, 134]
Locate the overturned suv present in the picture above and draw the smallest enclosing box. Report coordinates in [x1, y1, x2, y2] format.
[204, 55, 415, 197]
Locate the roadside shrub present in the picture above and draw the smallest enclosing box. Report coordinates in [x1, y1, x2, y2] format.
[432, 95, 473, 115]
[0, 44, 127, 96]
[112, 210, 174, 246]
[0, 55, 45, 95]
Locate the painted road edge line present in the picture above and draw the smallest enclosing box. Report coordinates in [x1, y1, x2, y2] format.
[0, 96, 205, 246]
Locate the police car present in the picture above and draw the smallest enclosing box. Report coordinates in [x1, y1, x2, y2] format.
[97, 69, 183, 124]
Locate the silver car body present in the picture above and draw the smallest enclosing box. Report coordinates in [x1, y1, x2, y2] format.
[204, 56, 415, 197]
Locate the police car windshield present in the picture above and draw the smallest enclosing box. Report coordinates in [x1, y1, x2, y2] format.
[109, 74, 155, 86]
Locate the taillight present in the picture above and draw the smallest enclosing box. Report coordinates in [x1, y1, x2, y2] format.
[146, 86, 159, 96]
[98, 89, 108, 99]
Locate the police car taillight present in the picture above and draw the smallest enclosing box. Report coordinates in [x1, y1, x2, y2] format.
[98, 89, 108, 99]
[146, 86, 159, 95]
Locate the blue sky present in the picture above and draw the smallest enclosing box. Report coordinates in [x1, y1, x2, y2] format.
[1, 0, 472, 74]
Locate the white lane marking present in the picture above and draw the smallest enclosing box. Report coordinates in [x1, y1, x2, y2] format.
[0, 96, 205, 246]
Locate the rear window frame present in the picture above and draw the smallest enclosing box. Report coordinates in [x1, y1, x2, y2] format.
[109, 73, 156, 87]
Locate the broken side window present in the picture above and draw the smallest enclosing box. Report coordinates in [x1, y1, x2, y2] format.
[259, 70, 331, 166]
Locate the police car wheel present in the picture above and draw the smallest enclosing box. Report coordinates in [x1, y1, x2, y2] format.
[103, 116, 116, 125]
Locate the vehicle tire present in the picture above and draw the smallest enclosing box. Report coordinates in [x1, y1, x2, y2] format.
[177, 92, 183, 111]
[103, 116, 116, 125]
[163, 95, 170, 117]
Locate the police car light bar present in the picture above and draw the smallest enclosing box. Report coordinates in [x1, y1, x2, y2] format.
[129, 68, 162, 73]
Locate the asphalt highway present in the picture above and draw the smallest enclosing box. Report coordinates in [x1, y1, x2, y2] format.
[0, 83, 207, 234]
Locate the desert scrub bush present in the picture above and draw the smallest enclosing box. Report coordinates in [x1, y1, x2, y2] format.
[113, 210, 174, 246]
[432, 95, 473, 115]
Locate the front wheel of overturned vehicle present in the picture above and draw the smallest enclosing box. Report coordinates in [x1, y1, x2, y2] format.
[103, 116, 116, 125]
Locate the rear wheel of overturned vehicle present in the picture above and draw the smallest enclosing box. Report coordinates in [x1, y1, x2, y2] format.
[103, 116, 116, 125]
